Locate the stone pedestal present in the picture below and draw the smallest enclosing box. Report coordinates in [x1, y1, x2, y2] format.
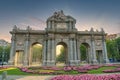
[69, 60, 80, 66]
[46, 60, 55, 66]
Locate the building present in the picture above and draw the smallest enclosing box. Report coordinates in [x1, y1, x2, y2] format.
[0, 39, 10, 46]
[106, 33, 120, 40]
[8, 10, 109, 66]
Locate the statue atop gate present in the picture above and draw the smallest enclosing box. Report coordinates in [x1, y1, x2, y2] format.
[9, 11, 109, 66]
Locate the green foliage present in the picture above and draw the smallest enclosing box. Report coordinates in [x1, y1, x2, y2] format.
[106, 37, 120, 61]
[0, 68, 33, 75]
[80, 44, 87, 61]
[0, 45, 10, 62]
[106, 40, 117, 59]
[32, 44, 42, 62]
[88, 66, 116, 74]
[115, 37, 120, 54]
[56, 47, 65, 63]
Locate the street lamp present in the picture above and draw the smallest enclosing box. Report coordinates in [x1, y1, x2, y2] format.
[2, 43, 7, 67]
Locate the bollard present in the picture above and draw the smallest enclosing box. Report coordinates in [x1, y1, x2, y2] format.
[2, 71, 7, 80]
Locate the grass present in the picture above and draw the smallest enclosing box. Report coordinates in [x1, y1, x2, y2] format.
[88, 66, 116, 74]
[0, 68, 33, 75]
[56, 70, 79, 74]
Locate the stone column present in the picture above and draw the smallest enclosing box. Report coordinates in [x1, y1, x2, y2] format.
[91, 35, 98, 64]
[69, 21, 72, 31]
[47, 21, 51, 29]
[51, 39, 55, 65]
[52, 21, 54, 30]
[8, 34, 16, 65]
[29, 47, 32, 66]
[69, 39, 74, 65]
[88, 47, 91, 64]
[77, 41, 80, 64]
[47, 39, 51, 65]
[102, 36, 109, 63]
[73, 22, 75, 29]
[24, 34, 30, 66]
[43, 40, 47, 66]
[73, 39, 77, 62]
[47, 40, 50, 60]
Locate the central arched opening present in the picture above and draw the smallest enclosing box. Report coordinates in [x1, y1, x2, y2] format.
[30, 43, 42, 66]
[80, 43, 90, 64]
[56, 42, 68, 66]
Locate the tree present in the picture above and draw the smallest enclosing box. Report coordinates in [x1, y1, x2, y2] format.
[32, 44, 42, 62]
[0, 45, 10, 62]
[106, 37, 120, 61]
[4, 45, 11, 62]
[56, 47, 65, 63]
[115, 37, 120, 60]
[80, 44, 87, 61]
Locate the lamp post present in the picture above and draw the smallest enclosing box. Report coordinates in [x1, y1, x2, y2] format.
[2, 43, 6, 67]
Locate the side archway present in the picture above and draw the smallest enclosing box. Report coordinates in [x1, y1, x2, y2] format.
[80, 43, 91, 64]
[14, 50, 24, 66]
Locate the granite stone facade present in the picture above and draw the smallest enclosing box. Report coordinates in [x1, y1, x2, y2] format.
[8, 11, 109, 66]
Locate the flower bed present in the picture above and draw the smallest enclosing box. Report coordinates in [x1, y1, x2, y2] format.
[18, 65, 101, 74]
[18, 64, 120, 75]
[0, 66, 10, 69]
[51, 74, 120, 80]
[103, 67, 120, 73]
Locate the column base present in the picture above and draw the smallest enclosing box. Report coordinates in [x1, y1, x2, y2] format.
[104, 58, 109, 64]
[42, 60, 47, 66]
[69, 60, 80, 66]
[8, 60, 14, 65]
[23, 61, 29, 66]
[92, 59, 98, 65]
[43, 60, 55, 66]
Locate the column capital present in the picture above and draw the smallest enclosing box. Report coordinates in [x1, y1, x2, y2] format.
[91, 35, 95, 41]
[102, 35, 106, 41]
[25, 34, 30, 41]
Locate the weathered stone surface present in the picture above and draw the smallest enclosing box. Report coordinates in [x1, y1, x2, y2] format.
[9, 11, 109, 66]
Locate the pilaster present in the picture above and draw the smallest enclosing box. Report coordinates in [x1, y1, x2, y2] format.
[102, 36, 109, 63]
[24, 34, 30, 66]
[73, 39, 79, 65]
[69, 39, 73, 61]
[77, 40, 81, 63]
[8, 34, 16, 65]
[42, 40, 47, 66]
[91, 35, 98, 64]
[51, 39, 55, 60]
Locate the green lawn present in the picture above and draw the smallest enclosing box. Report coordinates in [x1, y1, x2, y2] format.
[56, 70, 79, 74]
[88, 66, 116, 74]
[0, 68, 33, 75]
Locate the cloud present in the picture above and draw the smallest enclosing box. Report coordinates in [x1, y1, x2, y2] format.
[75, 14, 120, 34]
[0, 34, 11, 42]
[28, 16, 46, 30]
[18, 16, 46, 30]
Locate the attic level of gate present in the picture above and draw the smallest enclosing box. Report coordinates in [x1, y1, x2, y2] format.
[46, 10, 77, 32]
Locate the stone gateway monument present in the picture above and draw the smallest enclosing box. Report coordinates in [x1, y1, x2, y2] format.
[9, 10, 109, 66]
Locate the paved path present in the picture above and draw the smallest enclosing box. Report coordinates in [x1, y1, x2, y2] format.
[0, 75, 55, 80]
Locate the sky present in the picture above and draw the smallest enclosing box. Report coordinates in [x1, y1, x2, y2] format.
[0, 0, 120, 42]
